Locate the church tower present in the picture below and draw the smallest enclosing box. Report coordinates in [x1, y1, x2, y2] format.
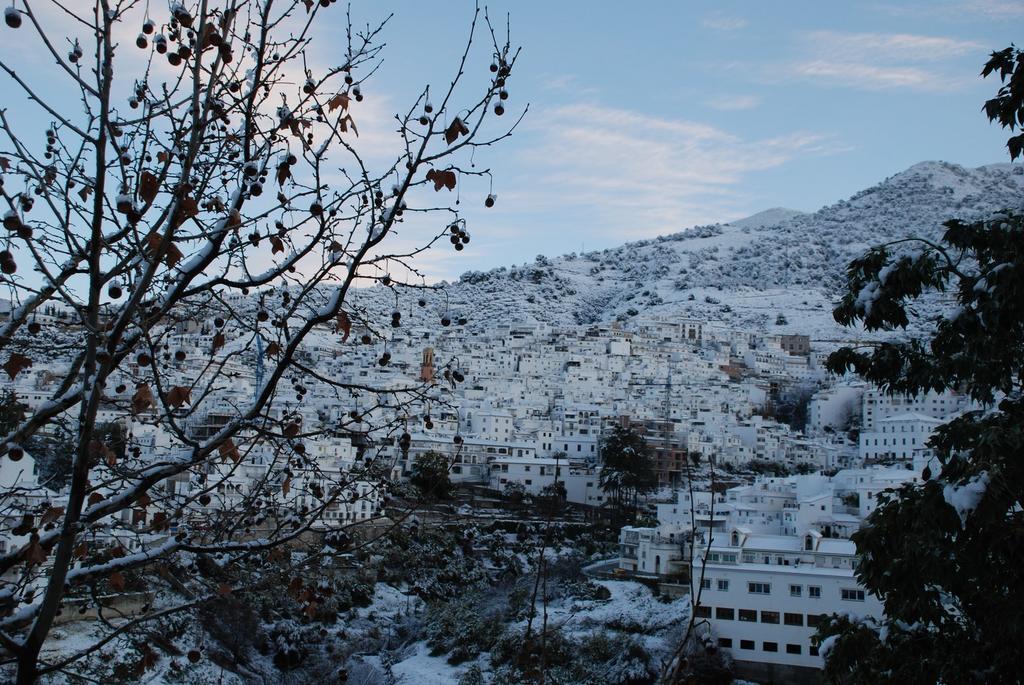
[420, 346, 435, 382]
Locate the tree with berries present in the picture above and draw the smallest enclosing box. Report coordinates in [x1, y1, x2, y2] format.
[0, 1, 521, 682]
[816, 45, 1024, 685]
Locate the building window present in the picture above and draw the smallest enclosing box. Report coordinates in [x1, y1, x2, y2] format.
[740, 640, 755, 650]
[701, 578, 712, 590]
[715, 607, 734, 620]
[784, 612, 804, 626]
[717, 579, 729, 591]
[786, 644, 802, 655]
[841, 588, 866, 602]
[810, 645, 820, 657]
[738, 609, 757, 622]
[808, 585, 821, 598]
[790, 584, 802, 597]
[807, 614, 824, 628]
[695, 605, 711, 618]
[718, 638, 732, 649]
[748, 582, 771, 595]
[763, 642, 778, 653]
[760, 611, 780, 624]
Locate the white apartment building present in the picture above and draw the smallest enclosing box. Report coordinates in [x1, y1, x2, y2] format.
[859, 412, 943, 461]
[487, 455, 605, 506]
[861, 388, 975, 432]
[619, 490, 729, 576]
[693, 529, 883, 680]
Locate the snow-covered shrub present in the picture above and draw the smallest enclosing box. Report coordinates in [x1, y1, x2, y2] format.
[490, 627, 656, 685]
[198, 596, 262, 665]
[425, 591, 506, 664]
[375, 525, 489, 600]
[268, 620, 308, 670]
[458, 664, 485, 685]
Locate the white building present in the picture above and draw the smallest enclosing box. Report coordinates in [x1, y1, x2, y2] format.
[693, 528, 883, 680]
[861, 388, 975, 432]
[859, 412, 942, 461]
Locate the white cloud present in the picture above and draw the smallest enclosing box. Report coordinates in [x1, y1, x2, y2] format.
[779, 30, 983, 92]
[511, 104, 839, 238]
[543, 74, 578, 91]
[872, 0, 1024, 18]
[702, 13, 748, 31]
[962, 0, 1024, 15]
[705, 94, 762, 111]
[804, 30, 983, 61]
[791, 61, 961, 91]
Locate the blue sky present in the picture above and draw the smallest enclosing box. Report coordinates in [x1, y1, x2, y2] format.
[2, 1, 1020, 284]
[338, 0, 1021, 280]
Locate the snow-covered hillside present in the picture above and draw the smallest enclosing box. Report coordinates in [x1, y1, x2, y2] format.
[345, 161, 1024, 341]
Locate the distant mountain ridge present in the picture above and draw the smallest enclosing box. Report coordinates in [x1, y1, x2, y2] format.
[351, 161, 1024, 341]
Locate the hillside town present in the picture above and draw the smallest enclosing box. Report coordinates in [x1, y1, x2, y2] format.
[0, 0, 1021, 681]
[0, 303, 978, 682]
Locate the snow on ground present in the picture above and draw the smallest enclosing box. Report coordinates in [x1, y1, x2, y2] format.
[565, 580, 688, 635]
[391, 642, 476, 685]
[383, 579, 691, 683]
[357, 581, 424, 620]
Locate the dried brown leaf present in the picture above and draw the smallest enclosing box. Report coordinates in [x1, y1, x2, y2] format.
[39, 506, 64, 526]
[12, 514, 33, 536]
[151, 512, 168, 531]
[426, 168, 457, 191]
[445, 118, 464, 145]
[23, 539, 48, 565]
[327, 93, 350, 112]
[219, 439, 240, 463]
[180, 196, 199, 219]
[139, 171, 159, 204]
[166, 386, 191, 408]
[337, 311, 351, 342]
[3, 353, 32, 380]
[132, 383, 153, 414]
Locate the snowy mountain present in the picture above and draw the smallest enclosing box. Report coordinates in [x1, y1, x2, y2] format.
[375, 161, 1022, 341]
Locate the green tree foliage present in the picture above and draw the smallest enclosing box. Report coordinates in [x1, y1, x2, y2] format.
[0, 389, 26, 436]
[409, 450, 454, 499]
[817, 46, 1024, 685]
[599, 425, 657, 513]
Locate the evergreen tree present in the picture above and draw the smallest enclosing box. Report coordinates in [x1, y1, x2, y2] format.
[410, 451, 455, 500]
[598, 424, 657, 513]
[0, 389, 26, 436]
[817, 45, 1024, 685]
